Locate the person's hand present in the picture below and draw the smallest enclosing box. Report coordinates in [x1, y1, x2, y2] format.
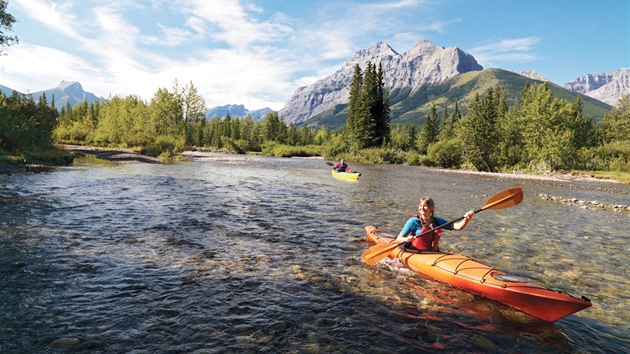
[396, 235, 411, 243]
[464, 210, 474, 221]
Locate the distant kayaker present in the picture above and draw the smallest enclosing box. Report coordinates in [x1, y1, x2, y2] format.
[395, 197, 474, 251]
[333, 158, 351, 173]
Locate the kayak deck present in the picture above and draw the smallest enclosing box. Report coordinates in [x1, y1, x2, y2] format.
[331, 170, 360, 181]
[364, 225, 592, 322]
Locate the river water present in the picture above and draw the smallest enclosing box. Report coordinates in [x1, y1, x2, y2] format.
[1, 152, 629, 353]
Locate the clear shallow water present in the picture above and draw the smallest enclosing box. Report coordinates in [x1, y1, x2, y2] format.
[1, 153, 629, 353]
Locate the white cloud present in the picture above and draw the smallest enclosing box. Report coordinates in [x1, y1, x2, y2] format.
[11, 0, 80, 39]
[468, 37, 541, 67]
[2, 0, 447, 110]
[1, 44, 97, 92]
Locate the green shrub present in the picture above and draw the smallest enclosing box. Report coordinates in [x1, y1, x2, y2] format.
[427, 138, 462, 168]
[261, 142, 323, 157]
[406, 151, 434, 166]
[141, 135, 184, 157]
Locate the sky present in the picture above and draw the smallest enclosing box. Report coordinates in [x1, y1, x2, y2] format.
[1, 0, 628, 111]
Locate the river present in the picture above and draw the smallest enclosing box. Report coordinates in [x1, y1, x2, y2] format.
[1, 152, 629, 353]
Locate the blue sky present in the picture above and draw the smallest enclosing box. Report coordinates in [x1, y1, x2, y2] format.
[2, 0, 628, 111]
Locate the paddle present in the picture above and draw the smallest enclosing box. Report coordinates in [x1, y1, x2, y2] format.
[361, 187, 524, 265]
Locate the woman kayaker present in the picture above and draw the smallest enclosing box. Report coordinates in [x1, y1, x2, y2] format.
[395, 197, 474, 251]
[333, 158, 351, 172]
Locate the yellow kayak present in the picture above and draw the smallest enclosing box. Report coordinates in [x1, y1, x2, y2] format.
[331, 170, 360, 181]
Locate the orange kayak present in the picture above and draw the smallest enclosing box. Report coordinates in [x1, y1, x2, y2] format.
[365, 225, 592, 322]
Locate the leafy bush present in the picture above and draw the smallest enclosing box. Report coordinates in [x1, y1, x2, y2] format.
[141, 135, 184, 157]
[427, 138, 462, 168]
[406, 151, 435, 166]
[262, 142, 323, 157]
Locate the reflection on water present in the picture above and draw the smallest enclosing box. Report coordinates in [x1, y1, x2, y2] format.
[1, 153, 629, 353]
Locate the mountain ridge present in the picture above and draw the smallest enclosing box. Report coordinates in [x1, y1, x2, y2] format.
[4, 40, 628, 123]
[206, 104, 274, 120]
[303, 68, 612, 130]
[564, 68, 630, 106]
[278, 39, 484, 125]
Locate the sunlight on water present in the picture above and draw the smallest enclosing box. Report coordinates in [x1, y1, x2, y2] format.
[1, 153, 629, 352]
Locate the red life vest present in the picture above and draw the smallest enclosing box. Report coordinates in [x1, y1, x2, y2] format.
[411, 224, 442, 251]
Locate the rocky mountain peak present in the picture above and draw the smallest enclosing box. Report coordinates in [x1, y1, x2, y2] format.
[346, 41, 399, 65]
[564, 68, 630, 106]
[517, 70, 549, 82]
[279, 40, 483, 124]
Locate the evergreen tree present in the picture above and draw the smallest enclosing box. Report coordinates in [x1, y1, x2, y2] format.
[345, 61, 390, 149]
[373, 62, 390, 146]
[438, 106, 449, 140]
[460, 88, 500, 171]
[345, 64, 363, 143]
[416, 103, 439, 154]
[599, 95, 630, 144]
[568, 95, 596, 150]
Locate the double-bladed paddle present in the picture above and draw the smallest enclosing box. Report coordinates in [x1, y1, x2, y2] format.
[361, 187, 524, 265]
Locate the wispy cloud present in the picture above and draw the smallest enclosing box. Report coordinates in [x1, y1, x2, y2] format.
[12, 0, 80, 39]
[2, 43, 99, 91]
[4, 0, 461, 109]
[468, 37, 541, 67]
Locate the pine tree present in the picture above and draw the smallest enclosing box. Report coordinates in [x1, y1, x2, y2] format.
[345, 64, 363, 144]
[374, 62, 390, 146]
[460, 88, 500, 171]
[417, 103, 439, 154]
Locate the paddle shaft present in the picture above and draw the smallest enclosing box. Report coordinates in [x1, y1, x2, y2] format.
[391, 191, 518, 246]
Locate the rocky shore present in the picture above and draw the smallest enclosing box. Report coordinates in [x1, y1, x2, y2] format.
[537, 193, 630, 212]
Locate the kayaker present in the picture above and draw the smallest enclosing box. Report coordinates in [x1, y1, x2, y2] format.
[333, 158, 351, 172]
[395, 197, 474, 251]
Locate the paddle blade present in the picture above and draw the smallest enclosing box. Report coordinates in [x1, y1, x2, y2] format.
[326, 162, 334, 166]
[361, 242, 399, 265]
[481, 187, 523, 211]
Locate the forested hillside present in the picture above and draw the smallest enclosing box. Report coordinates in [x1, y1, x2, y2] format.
[303, 69, 612, 129]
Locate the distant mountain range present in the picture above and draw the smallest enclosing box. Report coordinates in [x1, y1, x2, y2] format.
[206, 104, 274, 120]
[1, 80, 100, 107]
[279, 40, 483, 125]
[1, 81, 274, 120]
[564, 68, 630, 107]
[278, 40, 626, 127]
[3, 39, 628, 128]
[305, 68, 612, 129]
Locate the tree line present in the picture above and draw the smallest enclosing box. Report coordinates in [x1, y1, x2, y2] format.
[384, 83, 630, 173]
[52, 80, 331, 158]
[1, 62, 629, 174]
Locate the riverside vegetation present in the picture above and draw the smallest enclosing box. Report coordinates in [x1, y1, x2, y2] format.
[1, 62, 630, 182]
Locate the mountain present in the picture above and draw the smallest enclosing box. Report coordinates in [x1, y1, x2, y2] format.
[1, 84, 16, 97]
[0, 80, 100, 107]
[303, 68, 612, 130]
[517, 70, 549, 82]
[278, 40, 483, 125]
[206, 104, 274, 120]
[564, 68, 630, 107]
[31, 81, 101, 107]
